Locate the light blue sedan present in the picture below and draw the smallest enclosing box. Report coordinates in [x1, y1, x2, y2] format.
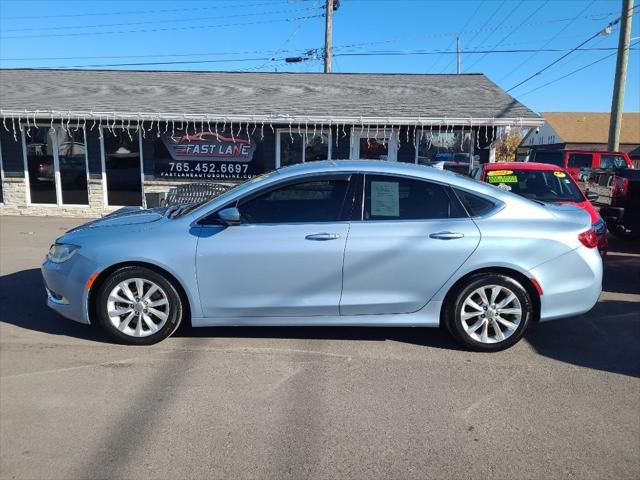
[42, 161, 603, 351]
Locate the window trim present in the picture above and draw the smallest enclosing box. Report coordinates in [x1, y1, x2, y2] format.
[275, 128, 332, 168]
[0, 138, 4, 205]
[357, 172, 468, 223]
[100, 126, 145, 208]
[22, 123, 90, 207]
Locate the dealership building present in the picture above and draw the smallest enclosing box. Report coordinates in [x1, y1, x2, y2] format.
[0, 69, 542, 217]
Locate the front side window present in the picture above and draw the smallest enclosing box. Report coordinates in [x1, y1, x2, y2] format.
[278, 131, 330, 167]
[363, 175, 463, 221]
[600, 154, 627, 169]
[568, 153, 592, 169]
[239, 178, 350, 224]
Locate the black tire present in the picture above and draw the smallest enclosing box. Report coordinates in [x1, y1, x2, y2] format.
[443, 273, 533, 352]
[96, 266, 183, 345]
[607, 222, 640, 241]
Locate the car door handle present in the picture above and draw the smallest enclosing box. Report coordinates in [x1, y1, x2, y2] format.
[305, 233, 341, 241]
[429, 231, 464, 240]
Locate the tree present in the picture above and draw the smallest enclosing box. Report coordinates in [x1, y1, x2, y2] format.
[495, 130, 523, 162]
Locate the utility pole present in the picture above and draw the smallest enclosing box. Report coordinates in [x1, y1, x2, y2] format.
[608, 0, 634, 151]
[456, 36, 461, 74]
[324, 0, 334, 73]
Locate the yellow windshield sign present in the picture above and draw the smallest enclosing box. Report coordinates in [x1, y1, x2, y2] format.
[487, 170, 513, 176]
[487, 175, 518, 184]
[553, 171, 566, 177]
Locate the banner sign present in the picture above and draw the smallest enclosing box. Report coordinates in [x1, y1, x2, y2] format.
[154, 131, 263, 180]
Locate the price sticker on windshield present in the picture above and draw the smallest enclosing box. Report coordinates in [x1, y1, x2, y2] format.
[487, 175, 518, 184]
[487, 170, 513, 176]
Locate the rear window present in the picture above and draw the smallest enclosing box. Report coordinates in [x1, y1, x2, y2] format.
[484, 168, 584, 202]
[454, 189, 497, 217]
[533, 151, 564, 166]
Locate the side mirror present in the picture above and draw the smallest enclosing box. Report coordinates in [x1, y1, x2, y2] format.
[217, 207, 241, 226]
[585, 190, 599, 202]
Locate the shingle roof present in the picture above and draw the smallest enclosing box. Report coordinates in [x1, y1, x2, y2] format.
[541, 112, 640, 144]
[0, 69, 541, 125]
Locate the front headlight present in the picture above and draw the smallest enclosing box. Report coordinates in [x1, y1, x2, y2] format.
[47, 243, 80, 263]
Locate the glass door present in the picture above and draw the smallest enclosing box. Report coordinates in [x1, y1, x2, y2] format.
[23, 126, 89, 205]
[101, 128, 143, 206]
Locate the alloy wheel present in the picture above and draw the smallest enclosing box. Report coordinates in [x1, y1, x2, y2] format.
[460, 284, 522, 344]
[106, 278, 170, 337]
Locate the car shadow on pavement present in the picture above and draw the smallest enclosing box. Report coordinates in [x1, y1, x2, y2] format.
[0, 268, 111, 343]
[2, 268, 639, 378]
[525, 299, 640, 378]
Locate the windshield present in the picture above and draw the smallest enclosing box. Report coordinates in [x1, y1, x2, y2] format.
[485, 169, 585, 203]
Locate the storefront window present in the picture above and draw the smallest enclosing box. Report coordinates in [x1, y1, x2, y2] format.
[351, 130, 397, 161]
[416, 130, 472, 165]
[277, 131, 330, 167]
[56, 127, 88, 205]
[102, 128, 142, 206]
[24, 127, 57, 204]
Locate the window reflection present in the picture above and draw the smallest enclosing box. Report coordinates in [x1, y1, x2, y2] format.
[359, 137, 389, 160]
[56, 127, 88, 205]
[103, 129, 142, 206]
[25, 127, 56, 204]
[305, 133, 329, 162]
[279, 133, 304, 167]
[416, 131, 472, 165]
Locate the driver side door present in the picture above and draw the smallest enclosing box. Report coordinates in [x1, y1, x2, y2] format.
[195, 174, 355, 318]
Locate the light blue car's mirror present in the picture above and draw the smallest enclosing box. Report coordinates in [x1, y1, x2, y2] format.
[217, 207, 241, 226]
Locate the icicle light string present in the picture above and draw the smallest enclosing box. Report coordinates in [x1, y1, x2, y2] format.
[260, 121, 264, 141]
[246, 120, 250, 140]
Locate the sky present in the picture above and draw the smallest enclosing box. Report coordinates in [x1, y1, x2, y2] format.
[0, 0, 638, 114]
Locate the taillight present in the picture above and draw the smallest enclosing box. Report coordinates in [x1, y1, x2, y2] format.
[578, 228, 598, 249]
[612, 176, 629, 197]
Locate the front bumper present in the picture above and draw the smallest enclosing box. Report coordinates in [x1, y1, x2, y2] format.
[530, 245, 603, 322]
[41, 253, 100, 325]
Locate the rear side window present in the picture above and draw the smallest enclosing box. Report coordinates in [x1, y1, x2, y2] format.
[363, 175, 465, 221]
[568, 153, 593, 169]
[533, 151, 564, 166]
[239, 178, 350, 224]
[600, 154, 627, 169]
[454, 189, 497, 217]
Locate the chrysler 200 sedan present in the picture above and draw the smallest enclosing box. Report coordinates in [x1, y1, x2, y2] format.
[42, 161, 603, 351]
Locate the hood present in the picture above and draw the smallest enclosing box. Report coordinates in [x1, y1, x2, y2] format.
[66, 207, 167, 233]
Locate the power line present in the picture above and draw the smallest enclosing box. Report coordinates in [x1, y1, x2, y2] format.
[506, 15, 624, 92]
[517, 39, 640, 97]
[256, 0, 322, 70]
[20, 47, 634, 70]
[0, 14, 326, 40]
[431, 0, 485, 72]
[496, 0, 597, 83]
[1, 7, 316, 33]
[0, 1, 304, 20]
[464, 0, 548, 72]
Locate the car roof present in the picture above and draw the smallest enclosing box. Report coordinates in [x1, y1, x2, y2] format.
[484, 162, 563, 171]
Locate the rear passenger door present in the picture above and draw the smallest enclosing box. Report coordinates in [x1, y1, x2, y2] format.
[340, 174, 481, 315]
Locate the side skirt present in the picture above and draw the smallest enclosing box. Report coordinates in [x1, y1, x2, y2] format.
[191, 301, 442, 328]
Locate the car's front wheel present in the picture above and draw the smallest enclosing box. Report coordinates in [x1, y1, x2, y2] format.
[444, 273, 533, 352]
[96, 266, 183, 345]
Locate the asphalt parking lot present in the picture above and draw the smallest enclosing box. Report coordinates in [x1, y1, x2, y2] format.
[0, 215, 638, 480]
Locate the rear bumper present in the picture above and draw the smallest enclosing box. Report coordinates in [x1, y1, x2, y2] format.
[530, 246, 602, 322]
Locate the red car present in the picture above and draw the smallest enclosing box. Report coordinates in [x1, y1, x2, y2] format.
[473, 162, 608, 254]
[530, 149, 634, 180]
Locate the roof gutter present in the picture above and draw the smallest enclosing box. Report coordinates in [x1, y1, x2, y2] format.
[0, 109, 545, 128]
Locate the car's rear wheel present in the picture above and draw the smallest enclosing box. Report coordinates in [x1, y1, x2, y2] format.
[96, 266, 183, 345]
[444, 273, 533, 352]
